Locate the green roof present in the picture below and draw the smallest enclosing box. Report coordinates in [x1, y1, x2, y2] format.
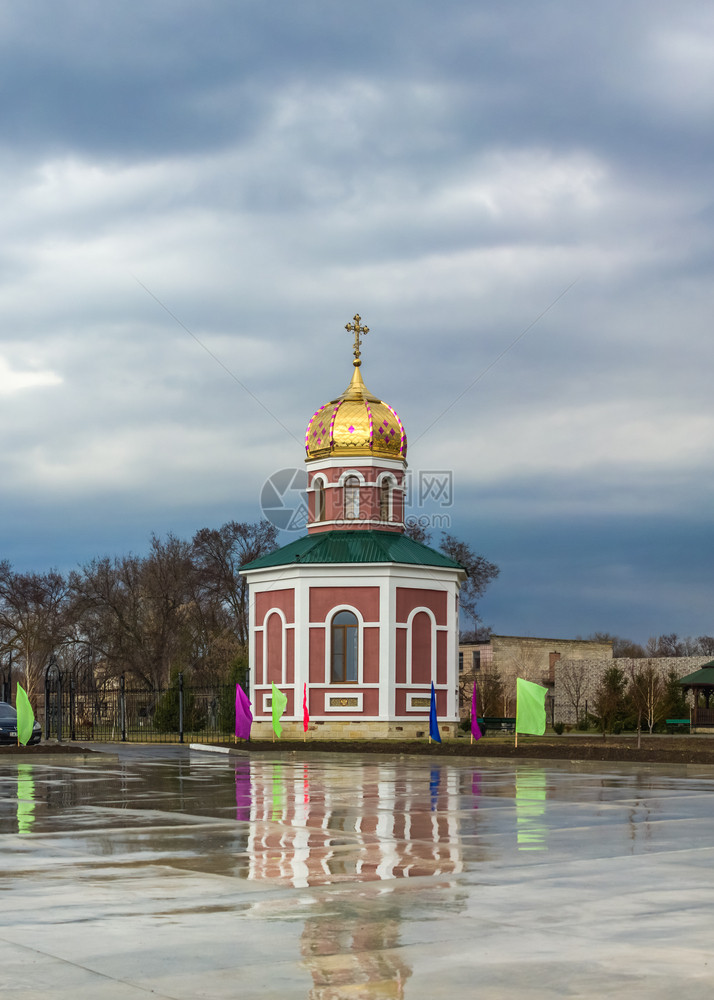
[241, 530, 466, 572]
[678, 661, 714, 687]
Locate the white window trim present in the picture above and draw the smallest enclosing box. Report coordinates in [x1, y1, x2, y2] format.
[405, 691, 435, 712]
[324, 692, 364, 712]
[325, 605, 364, 684]
[311, 474, 327, 522]
[341, 472, 362, 520]
[262, 608, 287, 686]
[405, 606, 437, 685]
[337, 469, 367, 486]
[376, 471, 397, 522]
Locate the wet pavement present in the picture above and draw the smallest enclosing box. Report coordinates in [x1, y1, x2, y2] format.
[1, 746, 713, 999]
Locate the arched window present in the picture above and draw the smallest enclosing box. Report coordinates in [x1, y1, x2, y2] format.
[314, 479, 326, 522]
[331, 610, 358, 682]
[265, 611, 284, 684]
[380, 479, 391, 521]
[410, 610, 432, 684]
[344, 475, 360, 519]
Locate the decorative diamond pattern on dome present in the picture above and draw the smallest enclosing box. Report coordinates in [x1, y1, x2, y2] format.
[384, 403, 407, 457]
[333, 399, 371, 450]
[305, 400, 343, 457]
[305, 368, 407, 461]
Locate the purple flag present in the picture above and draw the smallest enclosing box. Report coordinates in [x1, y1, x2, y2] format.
[471, 684, 483, 741]
[234, 764, 251, 822]
[235, 683, 253, 741]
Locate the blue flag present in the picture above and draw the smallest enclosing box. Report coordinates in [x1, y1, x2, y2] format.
[429, 682, 441, 743]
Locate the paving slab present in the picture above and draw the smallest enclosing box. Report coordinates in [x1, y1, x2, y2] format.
[1, 746, 713, 998]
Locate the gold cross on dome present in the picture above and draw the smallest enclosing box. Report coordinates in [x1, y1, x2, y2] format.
[345, 313, 369, 366]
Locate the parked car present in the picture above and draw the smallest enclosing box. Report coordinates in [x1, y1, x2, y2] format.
[0, 701, 42, 745]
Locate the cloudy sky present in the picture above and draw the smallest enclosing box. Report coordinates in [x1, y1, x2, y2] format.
[1, 1, 713, 645]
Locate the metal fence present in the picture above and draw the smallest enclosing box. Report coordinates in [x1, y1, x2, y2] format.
[43, 672, 236, 743]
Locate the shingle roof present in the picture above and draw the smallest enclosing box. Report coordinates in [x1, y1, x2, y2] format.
[241, 530, 465, 572]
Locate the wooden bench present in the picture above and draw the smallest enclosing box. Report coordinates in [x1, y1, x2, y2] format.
[666, 718, 690, 733]
[478, 716, 516, 734]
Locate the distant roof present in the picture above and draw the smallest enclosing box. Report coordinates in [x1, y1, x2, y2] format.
[460, 635, 613, 647]
[241, 530, 465, 572]
[678, 661, 714, 687]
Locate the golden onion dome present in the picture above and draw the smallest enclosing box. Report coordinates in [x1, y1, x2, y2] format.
[305, 316, 407, 462]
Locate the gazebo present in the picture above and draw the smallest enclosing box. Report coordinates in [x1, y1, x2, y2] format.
[678, 661, 714, 731]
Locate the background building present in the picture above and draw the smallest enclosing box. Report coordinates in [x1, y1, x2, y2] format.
[459, 634, 613, 720]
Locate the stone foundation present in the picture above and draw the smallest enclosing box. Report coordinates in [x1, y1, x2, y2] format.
[249, 720, 456, 740]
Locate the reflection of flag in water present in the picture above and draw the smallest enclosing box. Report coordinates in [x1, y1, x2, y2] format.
[235, 683, 252, 741]
[516, 678, 547, 736]
[235, 763, 251, 823]
[471, 684, 482, 741]
[471, 771, 481, 807]
[271, 764, 284, 821]
[429, 768, 441, 812]
[17, 764, 35, 834]
[516, 768, 547, 851]
[16, 685, 35, 746]
[271, 683, 287, 738]
[429, 682, 441, 743]
[303, 682, 309, 733]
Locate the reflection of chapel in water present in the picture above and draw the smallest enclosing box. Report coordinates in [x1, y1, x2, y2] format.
[240, 315, 466, 739]
[243, 758, 465, 999]
[246, 760, 463, 886]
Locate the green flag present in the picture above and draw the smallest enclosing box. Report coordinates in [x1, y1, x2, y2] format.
[271, 683, 287, 739]
[516, 678, 547, 735]
[16, 685, 35, 746]
[17, 764, 35, 834]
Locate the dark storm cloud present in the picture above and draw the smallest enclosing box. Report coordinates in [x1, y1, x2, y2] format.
[0, 1, 712, 641]
[2, 0, 710, 175]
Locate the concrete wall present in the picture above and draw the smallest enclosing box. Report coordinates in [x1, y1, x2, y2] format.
[554, 656, 710, 725]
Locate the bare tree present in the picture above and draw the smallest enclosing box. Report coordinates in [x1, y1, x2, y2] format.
[0, 563, 72, 707]
[698, 635, 714, 656]
[476, 668, 505, 718]
[439, 532, 499, 627]
[192, 520, 278, 650]
[403, 520, 431, 546]
[503, 640, 540, 685]
[70, 534, 197, 689]
[559, 659, 588, 724]
[628, 659, 665, 747]
[403, 527, 499, 631]
[586, 632, 645, 657]
[645, 634, 684, 657]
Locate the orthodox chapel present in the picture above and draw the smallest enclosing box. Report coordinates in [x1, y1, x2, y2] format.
[240, 315, 466, 738]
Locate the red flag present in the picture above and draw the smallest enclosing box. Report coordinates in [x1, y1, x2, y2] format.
[303, 682, 309, 733]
